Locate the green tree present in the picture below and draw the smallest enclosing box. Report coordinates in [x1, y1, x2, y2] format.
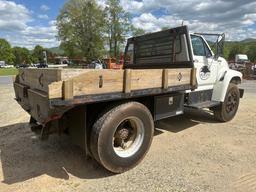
[131, 26, 146, 37]
[105, 0, 131, 58]
[32, 45, 45, 63]
[247, 44, 256, 62]
[60, 42, 82, 59]
[0, 39, 14, 64]
[13, 47, 31, 65]
[223, 45, 230, 60]
[46, 49, 57, 64]
[228, 44, 245, 61]
[57, 0, 106, 62]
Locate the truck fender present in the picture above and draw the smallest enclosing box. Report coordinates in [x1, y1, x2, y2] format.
[212, 69, 242, 102]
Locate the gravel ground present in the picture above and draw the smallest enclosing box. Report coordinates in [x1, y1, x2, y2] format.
[0, 80, 256, 192]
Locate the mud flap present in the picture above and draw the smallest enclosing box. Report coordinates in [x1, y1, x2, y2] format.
[66, 106, 89, 158]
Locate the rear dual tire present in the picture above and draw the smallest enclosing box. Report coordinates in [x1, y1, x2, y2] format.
[90, 102, 154, 173]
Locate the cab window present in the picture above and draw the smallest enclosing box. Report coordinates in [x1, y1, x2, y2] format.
[191, 35, 212, 57]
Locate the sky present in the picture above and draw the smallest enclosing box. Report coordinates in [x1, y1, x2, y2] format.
[0, 0, 255, 49]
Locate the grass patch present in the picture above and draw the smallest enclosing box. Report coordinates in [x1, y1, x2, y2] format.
[0, 68, 18, 76]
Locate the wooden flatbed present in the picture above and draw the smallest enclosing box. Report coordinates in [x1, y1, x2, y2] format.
[14, 67, 196, 124]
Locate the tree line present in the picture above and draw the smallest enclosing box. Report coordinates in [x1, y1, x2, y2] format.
[0, 38, 56, 65]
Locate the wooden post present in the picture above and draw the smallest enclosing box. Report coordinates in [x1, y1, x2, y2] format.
[162, 69, 169, 89]
[63, 79, 73, 100]
[124, 69, 131, 93]
[190, 68, 197, 89]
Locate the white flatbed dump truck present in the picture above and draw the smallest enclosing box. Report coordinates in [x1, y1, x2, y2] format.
[13, 26, 244, 173]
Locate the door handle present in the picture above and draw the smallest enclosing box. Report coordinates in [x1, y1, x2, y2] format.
[193, 59, 199, 63]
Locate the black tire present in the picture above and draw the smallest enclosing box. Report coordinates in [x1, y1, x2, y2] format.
[90, 102, 154, 173]
[213, 83, 240, 122]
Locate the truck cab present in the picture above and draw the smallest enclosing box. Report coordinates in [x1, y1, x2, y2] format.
[190, 33, 243, 110]
[190, 34, 239, 86]
[124, 26, 243, 121]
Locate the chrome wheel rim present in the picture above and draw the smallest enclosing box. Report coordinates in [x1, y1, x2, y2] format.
[112, 117, 145, 158]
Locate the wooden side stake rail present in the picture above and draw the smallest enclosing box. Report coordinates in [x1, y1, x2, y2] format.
[14, 68, 194, 123]
[45, 68, 192, 100]
[190, 68, 197, 89]
[162, 69, 169, 89]
[63, 79, 74, 100]
[124, 69, 131, 93]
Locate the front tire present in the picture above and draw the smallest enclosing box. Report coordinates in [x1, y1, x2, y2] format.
[90, 102, 154, 173]
[213, 83, 240, 122]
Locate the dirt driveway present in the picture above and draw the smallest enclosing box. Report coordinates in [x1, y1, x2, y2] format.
[0, 81, 256, 192]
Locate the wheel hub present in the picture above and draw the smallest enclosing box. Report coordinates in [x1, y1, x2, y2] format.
[112, 117, 145, 158]
[226, 91, 237, 113]
[115, 128, 130, 140]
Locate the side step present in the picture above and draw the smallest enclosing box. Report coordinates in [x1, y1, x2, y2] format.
[184, 101, 220, 109]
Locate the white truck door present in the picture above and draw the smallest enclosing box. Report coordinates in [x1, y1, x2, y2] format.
[191, 35, 218, 88]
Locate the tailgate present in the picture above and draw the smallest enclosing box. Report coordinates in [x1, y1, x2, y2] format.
[14, 69, 61, 123]
[14, 81, 50, 124]
[18, 68, 61, 92]
[14, 68, 89, 123]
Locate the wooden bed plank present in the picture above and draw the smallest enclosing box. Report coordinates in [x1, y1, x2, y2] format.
[46, 68, 193, 99]
[72, 70, 124, 96]
[131, 69, 163, 90]
[13, 82, 30, 110]
[27, 89, 49, 123]
[18, 68, 61, 92]
[60, 69, 91, 80]
[167, 68, 191, 86]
